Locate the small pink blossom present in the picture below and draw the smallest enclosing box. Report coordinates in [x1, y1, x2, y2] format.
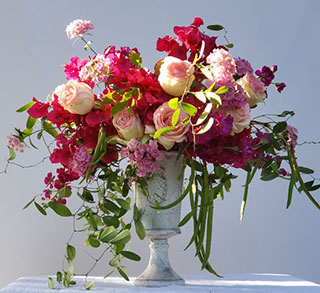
[7, 131, 25, 153]
[79, 54, 110, 86]
[206, 48, 236, 81]
[70, 146, 93, 177]
[66, 19, 94, 39]
[121, 139, 163, 179]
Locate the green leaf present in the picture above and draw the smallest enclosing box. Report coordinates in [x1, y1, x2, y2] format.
[58, 185, 72, 198]
[78, 189, 95, 203]
[215, 86, 229, 95]
[117, 267, 129, 281]
[34, 201, 47, 215]
[115, 198, 130, 211]
[26, 116, 37, 129]
[109, 254, 121, 267]
[16, 101, 36, 112]
[260, 171, 278, 181]
[168, 97, 179, 110]
[85, 282, 95, 290]
[42, 121, 58, 138]
[181, 102, 197, 116]
[56, 271, 63, 283]
[277, 110, 295, 117]
[195, 103, 212, 126]
[287, 172, 296, 209]
[111, 100, 129, 117]
[225, 43, 234, 48]
[207, 24, 224, 31]
[8, 147, 16, 161]
[206, 92, 222, 106]
[120, 251, 141, 261]
[110, 229, 131, 246]
[129, 50, 142, 68]
[88, 235, 100, 248]
[298, 166, 314, 174]
[153, 126, 175, 139]
[172, 108, 180, 126]
[67, 258, 74, 276]
[198, 64, 213, 80]
[103, 199, 121, 215]
[99, 226, 118, 243]
[134, 219, 145, 240]
[48, 277, 54, 289]
[197, 117, 214, 134]
[194, 91, 207, 103]
[23, 197, 35, 209]
[48, 202, 72, 217]
[67, 244, 76, 261]
[273, 121, 287, 134]
[178, 211, 193, 227]
[102, 216, 120, 228]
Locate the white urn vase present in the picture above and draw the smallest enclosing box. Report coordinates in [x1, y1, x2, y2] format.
[133, 151, 185, 287]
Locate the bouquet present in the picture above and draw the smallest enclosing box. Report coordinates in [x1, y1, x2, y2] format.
[5, 17, 320, 288]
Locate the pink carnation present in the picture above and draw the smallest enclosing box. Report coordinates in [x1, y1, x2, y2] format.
[66, 19, 94, 39]
[79, 54, 110, 86]
[206, 48, 236, 81]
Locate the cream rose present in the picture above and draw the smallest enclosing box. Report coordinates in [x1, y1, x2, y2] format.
[54, 80, 95, 115]
[158, 56, 195, 97]
[227, 104, 251, 134]
[237, 73, 266, 107]
[153, 102, 190, 150]
[112, 109, 144, 141]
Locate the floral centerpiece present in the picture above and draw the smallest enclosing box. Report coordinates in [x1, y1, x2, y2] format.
[5, 17, 320, 289]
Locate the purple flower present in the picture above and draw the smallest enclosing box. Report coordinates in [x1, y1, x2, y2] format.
[255, 66, 275, 86]
[276, 82, 286, 93]
[235, 57, 253, 76]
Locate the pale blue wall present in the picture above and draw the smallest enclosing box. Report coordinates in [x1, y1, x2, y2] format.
[0, 0, 319, 288]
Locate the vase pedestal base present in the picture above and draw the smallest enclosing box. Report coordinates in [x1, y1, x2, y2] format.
[134, 237, 185, 287]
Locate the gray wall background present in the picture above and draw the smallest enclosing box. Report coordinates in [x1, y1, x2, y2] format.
[0, 0, 320, 288]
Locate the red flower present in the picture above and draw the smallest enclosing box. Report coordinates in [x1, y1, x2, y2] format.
[27, 97, 50, 118]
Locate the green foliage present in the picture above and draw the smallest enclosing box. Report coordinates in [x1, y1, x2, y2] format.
[16, 101, 36, 112]
[129, 50, 142, 68]
[207, 24, 224, 31]
[48, 202, 72, 217]
[120, 251, 141, 261]
[153, 126, 176, 139]
[34, 201, 47, 215]
[67, 244, 76, 261]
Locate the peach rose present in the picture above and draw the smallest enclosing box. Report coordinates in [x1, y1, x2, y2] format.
[227, 103, 251, 134]
[112, 109, 144, 141]
[158, 56, 195, 97]
[153, 102, 190, 150]
[54, 80, 95, 115]
[237, 73, 266, 107]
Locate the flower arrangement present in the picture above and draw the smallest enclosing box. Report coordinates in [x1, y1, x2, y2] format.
[5, 17, 320, 289]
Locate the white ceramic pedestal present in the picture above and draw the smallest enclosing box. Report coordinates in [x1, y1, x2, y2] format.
[133, 151, 185, 287]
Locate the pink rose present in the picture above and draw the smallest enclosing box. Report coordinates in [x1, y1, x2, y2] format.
[53, 80, 95, 115]
[153, 102, 190, 150]
[158, 56, 195, 97]
[237, 73, 266, 107]
[227, 103, 251, 134]
[112, 109, 144, 141]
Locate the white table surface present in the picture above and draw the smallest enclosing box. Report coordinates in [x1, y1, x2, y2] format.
[1, 274, 320, 292]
